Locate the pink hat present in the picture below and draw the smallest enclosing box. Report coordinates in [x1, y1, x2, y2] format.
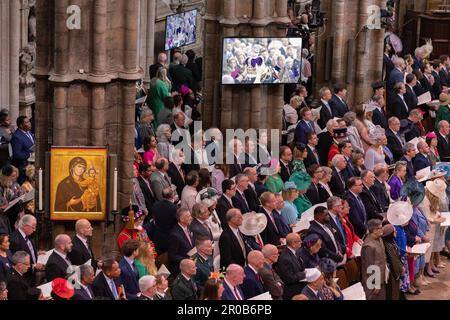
[426, 132, 437, 139]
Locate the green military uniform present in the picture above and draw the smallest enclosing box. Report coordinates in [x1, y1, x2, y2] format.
[171, 274, 198, 300]
[193, 253, 213, 290]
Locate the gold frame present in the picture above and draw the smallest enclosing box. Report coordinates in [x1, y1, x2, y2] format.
[50, 147, 108, 221]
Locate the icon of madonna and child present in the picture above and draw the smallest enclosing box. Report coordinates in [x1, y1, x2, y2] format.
[54, 157, 102, 213]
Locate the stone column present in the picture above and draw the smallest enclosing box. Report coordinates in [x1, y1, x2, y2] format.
[145, 0, 156, 83]
[123, 0, 139, 76]
[331, 0, 346, 83]
[9, 0, 20, 123]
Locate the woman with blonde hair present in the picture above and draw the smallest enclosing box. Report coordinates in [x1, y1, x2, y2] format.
[419, 179, 447, 277]
[21, 164, 35, 214]
[135, 241, 158, 278]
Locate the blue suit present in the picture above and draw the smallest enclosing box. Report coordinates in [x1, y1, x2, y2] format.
[344, 191, 368, 239]
[372, 108, 388, 130]
[11, 130, 34, 168]
[387, 68, 404, 103]
[413, 153, 431, 173]
[294, 120, 314, 147]
[118, 257, 140, 300]
[222, 281, 245, 300]
[399, 156, 416, 182]
[330, 95, 349, 118]
[241, 266, 265, 299]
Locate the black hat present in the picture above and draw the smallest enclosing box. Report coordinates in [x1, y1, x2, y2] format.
[333, 128, 347, 139]
[1, 165, 13, 177]
[372, 81, 386, 90]
[319, 258, 337, 274]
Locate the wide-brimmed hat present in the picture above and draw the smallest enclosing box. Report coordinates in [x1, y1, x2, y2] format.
[196, 187, 219, 207]
[400, 180, 425, 206]
[387, 201, 413, 226]
[51, 278, 75, 300]
[289, 171, 312, 191]
[426, 179, 447, 198]
[239, 212, 267, 236]
[434, 163, 450, 179]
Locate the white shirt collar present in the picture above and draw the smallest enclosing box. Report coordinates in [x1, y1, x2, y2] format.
[76, 234, 89, 247]
[19, 228, 27, 240]
[287, 246, 296, 255]
[248, 265, 259, 275]
[350, 190, 360, 199]
[178, 223, 189, 232]
[224, 279, 236, 291]
[182, 273, 191, 282]
[54, 249, 68, 261]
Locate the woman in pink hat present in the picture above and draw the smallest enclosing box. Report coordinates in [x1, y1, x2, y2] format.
[425, 132, 440, 166]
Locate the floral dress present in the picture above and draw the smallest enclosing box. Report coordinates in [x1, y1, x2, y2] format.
[394, 226, 410, 293]
[292, 159, 306, 174]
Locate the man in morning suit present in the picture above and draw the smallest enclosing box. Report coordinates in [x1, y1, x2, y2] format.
[46, 234, 73, 282]
[360, 171, 385, 221]
[216, 179, 236, 228]
[222, 264, 245, 300]
[172, 259, 198, 300]
[317, 87, 334, 130]
[276, 233, 306, 300]
[137, 163, 156, 216]
[72, 264, 95, 300]
[92, 258, 122, 300]
[242, 251, 266, 299]
[219, 209, 251, 269]
[6, 251, 31, 300]
[344, 177, 369, 239]
[168, 209, 194, 276]
[118, 239, 140, 300]
[68, 219, 96, 269]
[330, 83, 349, 118]
[437, 120, 450, 162]
[152, 187, 178, 255]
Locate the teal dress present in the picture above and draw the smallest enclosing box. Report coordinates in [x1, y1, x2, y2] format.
[147, 79, 170, 127]
[281, 201, 299, 224]
[265, 175, 284, 194]
[292, 159, 306, 173]
[293, 195, 312, 219]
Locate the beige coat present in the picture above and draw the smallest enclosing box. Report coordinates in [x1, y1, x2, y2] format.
[361, 233, 387, 300]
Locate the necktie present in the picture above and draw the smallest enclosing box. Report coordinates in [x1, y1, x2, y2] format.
[110, 280, 119, 300]
[323, 224, 339, 252]
[184, 228, 193, 247]
[270, 212, 279, 234]
[334, 217, 346, 246]
[233, 287, 242, 300]
[312, 148, 319, 163]
[357, 196, 367, 224]
[240, 193, 250, 212]
[396, 133, 404, 146]
[308, 121, 315, 133]
[85, 286, 93, 299]
[400, 96, 409, 112]
[25, 237, 36, 264]
[339, 171, 346, 187]
[236, 231, 246, 255]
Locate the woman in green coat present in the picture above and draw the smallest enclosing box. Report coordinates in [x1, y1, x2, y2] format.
[265, 162, 284, 194]
[147, 67, 171, 127]
[435, 94, 450, 131]
[289, 171, 312, 219]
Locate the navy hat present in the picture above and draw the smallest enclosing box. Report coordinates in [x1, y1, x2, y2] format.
[372, 81, 386, 90]
[303, 233, 320, 248]
[1, 165, 13, 177]
[333, 128, 347, 139]
[400, 180, 425, 206]
[319, 257, 337, 274]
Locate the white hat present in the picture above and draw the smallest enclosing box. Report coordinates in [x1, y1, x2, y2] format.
[305, 268, 322, 283]
[196, 187, 219, 208]
[426, 179, 447, 198]
[387, 201, 413, 226]
[239, 212, 267, 236]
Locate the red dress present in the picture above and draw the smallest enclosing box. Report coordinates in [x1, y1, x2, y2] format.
[340, 217, 361, 258]
[328, 143, 339, 164]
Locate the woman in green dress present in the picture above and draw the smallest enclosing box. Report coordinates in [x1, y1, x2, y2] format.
[265, 162, 284, 194]
[147, 67, 171, 127]
[289, 171, 312, 219]
[292, 144, 308, 173]
[135, 241, 158, 278]
[435, 94, 450, 131]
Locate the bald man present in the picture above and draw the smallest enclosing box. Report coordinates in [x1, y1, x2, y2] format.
[46, 234, 73, 282]
[172, 259, 198, 300]
[222, 264, 245, 300]
[259, 244, 284, 300]
[242, 251, 265, 299]
[68, 219, 95, 268]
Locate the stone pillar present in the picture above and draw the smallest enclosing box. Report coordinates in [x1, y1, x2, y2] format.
[331, 0, 346, 83]
[9, 0, 20, 123]
[145, 0, 156, 83]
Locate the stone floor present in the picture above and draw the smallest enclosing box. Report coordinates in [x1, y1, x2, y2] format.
[409, 256, 450, 300]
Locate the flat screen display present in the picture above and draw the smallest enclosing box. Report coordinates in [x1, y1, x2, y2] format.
[165, 9, 198, 51]
[221, 37, 304, 85]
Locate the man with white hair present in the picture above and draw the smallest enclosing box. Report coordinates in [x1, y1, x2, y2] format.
[149, 52, 168, 79]
[329, 154, 347, 197]
[73, 264, 95, 300]
[9, 214, 44, 286]
[301, 268, 325, 300]
[317, 119, 338, 166]
[45, 234, 73, 282]
[6, 251, 31, 300]
[259, 244, 284, 300]
[388, 57, 406, 103]
[242, 250, 265, 299]
[229, 138, 244, 178]
[169, 53, 195, 91]
[437, 120, 450, 162]
[138, 275, 157, 300]
[222, 264, 245, 300]
[68, 219, 95, 267]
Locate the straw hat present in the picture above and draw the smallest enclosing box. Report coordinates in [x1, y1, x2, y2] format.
[387, 201, 413, 226]
[426, 179, 447, 198]
[239, 212, 267, 236]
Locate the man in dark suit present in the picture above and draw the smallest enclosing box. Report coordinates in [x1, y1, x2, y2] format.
[304, 133, 321, 168]
[244, 167, 261, 212]
[279, 146, 293, 182]
[259, 244, 284, 300]
[294, 108, 315, 146]
[317, 87, 334, 130]
[305, 164, 322, 205]
[167, 155, 186, 197]
[241, 251, 265, 299]
[172, 259, 198, 300]
[344, 177, 368, 239]
[317, 121, 336, 166]
[403, 109, 423, 143]
[6, 251, 31, 300]
[72, 264, 95, 300]
[414, 141, 432, 173]
[9, 215, 43, 286]
[329, 155, 347, 197]
[371, 95, 389, 130]
[405, 74, 419, 111]
[190, 203, 213, 241]
[383, 51, 395, 81]
[390, 83, 410, 120]
[150, 158, 174, 201]
[259, 193, 283, 246]
[232, 174, 251, 214]
[68, 219, 95, 269]
[400, 142, 417, 182]
[222, 265, 245, 301]
[276, 233, 306, 300]
[360, 171, 385, 221]
[431, 60, 445, 97]
[219, 209, 251, 269]
[118, 239, 140, 300]
[339, 141, 357, 179]
[216, 179, 236, 228]
[229, 139, 244, 178]
[10, 116, 34, 175]
[149, 52, 168, 79]
[386, 117, 405, 162]
[137, 163, 156, 216]
[308, 206, 346, 264]
[92, 258, 122, 300]
[46, 234, 73, 282]
[326, 197, 348, 250]
[439, 55, 450, 86]
[171, 112, 190, 147]
[240, 138, 258, 170]
[437, 120, 450, 162]
[301, 268, 326, 300]
[152, 187, 178, 255]
[168, 209, 194, 276]
[330, 83, 349, 118]
[387, 58, 405, 103]
[372, 164, 391, 212]
[137, 275, 157, 300]
[169, 53, 195, 92]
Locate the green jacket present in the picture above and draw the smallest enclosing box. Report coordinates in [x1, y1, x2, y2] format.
[265, 175, 283, 194]
[193, 253, 213, 289]
[436, 105, 450, 131]
[294, 195, 312, 219]
[171, 274, 198, 300]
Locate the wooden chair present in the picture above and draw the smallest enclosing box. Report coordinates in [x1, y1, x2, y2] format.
[336, 269, 349, 290]
[344, 258, 360, 285]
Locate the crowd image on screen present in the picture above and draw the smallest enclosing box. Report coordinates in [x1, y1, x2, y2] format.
[165, 10, 198, 51]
